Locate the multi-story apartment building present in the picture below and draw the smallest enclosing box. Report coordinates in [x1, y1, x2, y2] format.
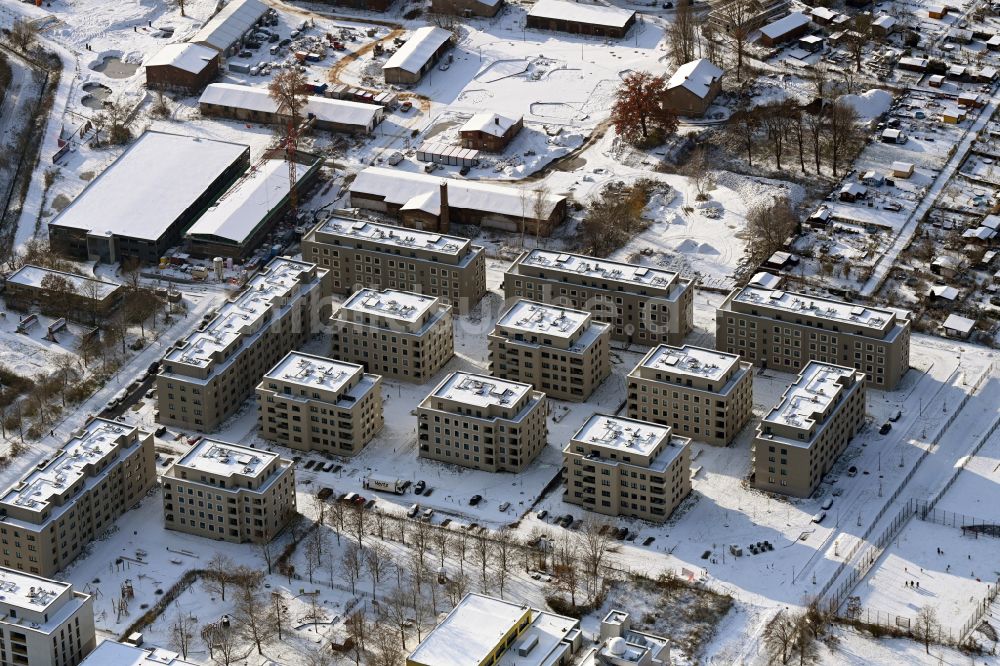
[0, 419, 155, 577]
[488, 300, 611, 402]
[162, 439, 296, 544]
[256, 351, 383, 455]
[752, 362, 866, 498]
[407, 593, 583, 666]
[417, 372, 548, 473]
[157, 257, 329, 431]
[0, 568, 96, 666]
[716, 275, 910, 389]
[563, 415, 691, 523]
[627, 344, 753, 446]
[301, 215, 487, 311]
[331, 288, 454, 383]
[503, 250, 694, 346]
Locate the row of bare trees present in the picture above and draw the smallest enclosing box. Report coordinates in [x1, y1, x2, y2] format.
[725, 97, 864, 177]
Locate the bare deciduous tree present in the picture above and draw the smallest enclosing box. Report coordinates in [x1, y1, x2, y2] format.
[203, 554, 235, 602]
[763, 611, 797, 665]
[342, 541, 363, 594]
[577, 520, 612, 602]
[170, 611, 197, 659]
[914, 605, 940, 654]
[365, 542, 392, 596]
[235, 583, 275, 655]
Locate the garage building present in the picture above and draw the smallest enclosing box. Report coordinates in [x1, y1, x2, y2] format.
[526, 0, 636, 38]
[192, 0, 269, 56]
[382, 27, 453, 85]
[758, 12, 811, 47]
[145, 42, 220, 92]
[48, 131, 250, 264]
[199, 83, 384, 133]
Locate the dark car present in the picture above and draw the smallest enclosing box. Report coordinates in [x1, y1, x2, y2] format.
[148, 361, 161, 375]
[879, 422, 892, 435]
[414, 480, 426, 495]
[469, 494, 482, 506]
[154, 426, 167, 437]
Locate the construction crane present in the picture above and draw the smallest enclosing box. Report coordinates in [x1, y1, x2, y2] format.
[285, 118, 299, 218]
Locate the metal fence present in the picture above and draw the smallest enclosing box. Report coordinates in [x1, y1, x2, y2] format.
[820, 363, 992, 615]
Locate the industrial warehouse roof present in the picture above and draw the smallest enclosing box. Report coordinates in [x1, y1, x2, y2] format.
[144, 42, 217, 74]
[199, 83, 382, 129]
[759, 12, 811, 40]
[192, 0, 267, 52]
[185, 158, 313, 245]
[459, 112, 522, 137]
[383, 26, 451, 75]
[527, 0, 636, 28]
[49, 131, 249, 241]
[350, 167, 565, 220]
[666, 59, 723, 99]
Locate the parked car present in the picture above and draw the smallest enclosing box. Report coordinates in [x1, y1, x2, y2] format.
[498, 501, 510, 512]
[400, 100, 413, 112]
[811, 511, 827, 524]
[387, 151, 403, 166]
[414, 480, 426, 495]
[154, 426, 167, 437]
[536, 509, 548, 520]
[407, 503, 420, 517]
[469, 494, 482, 506]
[879, 422, 892, 435]
[847, 466, 858, 477]
[821, 498, 834, 511]
[421, 508, 434, 521]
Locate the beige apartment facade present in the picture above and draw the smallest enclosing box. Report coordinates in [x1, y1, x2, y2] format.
[257, 351, 383, 456]
[752, 362, 866, 498]
[503, 250, 694, 347]
[563, 414, 691, 523]
[0, 568, 96, 666]
[627, 344, 753, 446]
[488, 300, 611, 402]
[0, 419, 155, 578]
[418, 372, 548, 473]
[717, 275, 910, 389]
[302, 216, 487, 311]
[157, 257, 329, 432]
[162, 439, 296, 544]
[331, 288, 454, 383]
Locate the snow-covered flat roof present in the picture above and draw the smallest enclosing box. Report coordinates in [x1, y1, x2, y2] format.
[747, 271, 783, 289]
[760, 12, 810, 40]
[459, 112, 522, 137]
[317, 216, 473, 258]
[519, 249, 681, 290]
[497, 301, 590, 339]
[144, 42, 217, 74]
[49, 131, 248, 241]
[192, 0, 267, 51]
[350, 167, 565, 220]
[0, 419, 138, 515]
[666, 59, 723, 99]
[733, 285, 897, 333]
[166, 258, 319, 370]
[573, 414, 671, 457]
[185, 158, 311, 245]
[6, 265, 120, 299]
[409, 594, 549, 666]
[175, 439, 279, 479]
[0, 569, 72, 613]
[263, 351, 364, 393]
[640, 344, 742, 381]
[342, 288, 438, 323]
[383, 26, 451, 75]
[763, 362, 859, 432]
[80, 642, 199, 666]
[873, 14, 896, 27]
[199, 83, 382, 129]
[528, 0, 635, 28]
[811, 6, 837, 20]
[433, 372, 531, 409]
